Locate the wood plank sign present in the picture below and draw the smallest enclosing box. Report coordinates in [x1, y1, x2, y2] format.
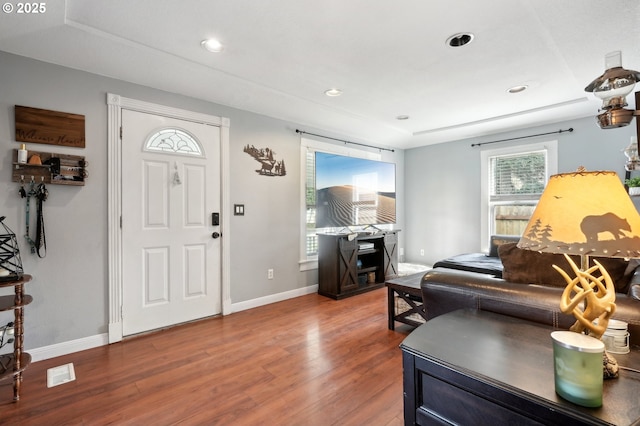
[15, 105, 85, 148]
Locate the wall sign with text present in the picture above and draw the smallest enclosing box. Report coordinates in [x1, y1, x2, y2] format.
[15, 105, 85, 148]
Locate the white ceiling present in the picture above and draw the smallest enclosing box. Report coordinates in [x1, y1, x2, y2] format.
[1, 0, 639, 149]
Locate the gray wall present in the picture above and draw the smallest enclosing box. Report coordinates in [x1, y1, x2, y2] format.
[0, 51, 405, 351]
[404, 118, 637, 266]
[4, 47, 632, 353]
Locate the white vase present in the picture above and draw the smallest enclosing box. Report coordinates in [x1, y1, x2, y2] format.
[629, 187, 640, 196]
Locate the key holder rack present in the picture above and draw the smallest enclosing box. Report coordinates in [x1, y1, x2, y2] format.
[12, 149, 87, 186]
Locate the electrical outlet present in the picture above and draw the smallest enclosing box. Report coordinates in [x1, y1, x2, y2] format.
[267, 269, 274, 279]
[420, 249, 425, 256]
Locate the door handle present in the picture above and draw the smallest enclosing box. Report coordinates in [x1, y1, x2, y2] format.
[212, 232, 221, 239]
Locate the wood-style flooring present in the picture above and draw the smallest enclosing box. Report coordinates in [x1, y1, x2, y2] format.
[0, 287, 414, 425]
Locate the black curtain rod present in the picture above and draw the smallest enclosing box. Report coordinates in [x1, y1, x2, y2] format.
[471, 128, 574, 147]
[295, 129, 395, 152]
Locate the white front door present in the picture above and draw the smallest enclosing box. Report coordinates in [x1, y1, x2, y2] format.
[121, 109, 221, 336]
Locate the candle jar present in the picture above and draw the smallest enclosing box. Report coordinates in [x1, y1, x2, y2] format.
[602, 319, 630, 354]
[551, 331, 604, 407]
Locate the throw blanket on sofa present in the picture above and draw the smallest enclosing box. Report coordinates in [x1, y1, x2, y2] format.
[432, 235, 520, 278]
[433, 253, 504, 277]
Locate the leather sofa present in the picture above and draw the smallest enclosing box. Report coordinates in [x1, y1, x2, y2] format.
[421, 266, 640, 346]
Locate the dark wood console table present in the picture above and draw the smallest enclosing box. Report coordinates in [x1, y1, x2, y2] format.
[401, 309, 640, 425]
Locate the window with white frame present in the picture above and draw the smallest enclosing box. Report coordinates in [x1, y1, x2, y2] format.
[299, 138, 380, 271]
[480, 141, 557, 251]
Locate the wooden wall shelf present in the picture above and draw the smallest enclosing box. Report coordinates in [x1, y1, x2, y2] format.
[12, 149, 87, 186]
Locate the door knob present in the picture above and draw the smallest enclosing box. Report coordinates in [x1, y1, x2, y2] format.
[212, 232, 221, 239]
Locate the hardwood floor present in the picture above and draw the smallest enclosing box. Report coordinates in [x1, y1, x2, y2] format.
[0, 287, 415, 425]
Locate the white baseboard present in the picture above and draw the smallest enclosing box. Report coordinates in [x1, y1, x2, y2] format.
[28, 333, 109, 362]
[26, 285, 319, 361]
[231, 284, 318, 313]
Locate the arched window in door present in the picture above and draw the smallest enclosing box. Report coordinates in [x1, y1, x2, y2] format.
[144, 128, 204, 157]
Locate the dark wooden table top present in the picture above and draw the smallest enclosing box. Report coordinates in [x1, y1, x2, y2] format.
[0, 274, 32, 288]
[401, 309, 640, 425]
[385, 272, 427, 291]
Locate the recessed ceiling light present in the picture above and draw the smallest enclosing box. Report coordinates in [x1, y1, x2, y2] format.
[396, 115, 410, 120]
[325, 88, 343, 97]
[507, 85, 528, 94]
[201, 39, 224, 53]
[446, 33, 474, 48]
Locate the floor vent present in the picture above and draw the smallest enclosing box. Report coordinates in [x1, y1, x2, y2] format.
[47, 363, 76, 388]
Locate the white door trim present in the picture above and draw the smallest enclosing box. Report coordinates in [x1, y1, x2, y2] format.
[106, 93, 231, 343]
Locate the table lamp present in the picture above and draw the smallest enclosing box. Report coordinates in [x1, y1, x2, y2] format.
[517, 168, 640, 405]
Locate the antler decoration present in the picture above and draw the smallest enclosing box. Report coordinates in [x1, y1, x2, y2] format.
[554, 254, 616, 339]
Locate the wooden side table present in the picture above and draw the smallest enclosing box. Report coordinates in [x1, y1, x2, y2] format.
[385, 272, 428, 330]
[0, 274, 32, 401]
[401, 309, 640, 425]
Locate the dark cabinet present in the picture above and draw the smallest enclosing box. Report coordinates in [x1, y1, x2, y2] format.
[318, 231, 399, 299]
[401, 310, 640, 426]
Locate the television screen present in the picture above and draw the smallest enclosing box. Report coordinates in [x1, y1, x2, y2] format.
[315, 151, 396, 228]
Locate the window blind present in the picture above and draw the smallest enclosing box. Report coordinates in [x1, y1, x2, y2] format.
[489, 151, 546, 201]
